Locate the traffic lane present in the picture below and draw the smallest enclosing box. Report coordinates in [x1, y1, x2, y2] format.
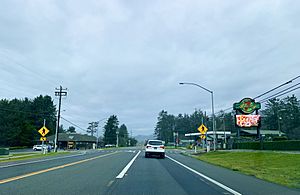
[0, 151, 137, 195]
[106, 151, 228, 195]
[167, 152, 300, 195]
[0, 150, 116, 181]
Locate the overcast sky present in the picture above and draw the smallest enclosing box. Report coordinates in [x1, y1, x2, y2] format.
[0, 0, 299, 136]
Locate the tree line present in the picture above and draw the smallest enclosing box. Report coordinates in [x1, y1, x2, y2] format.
[0, 95, 138, 147]
[154, 95, 300, 143]
[0, 95, 57, 147]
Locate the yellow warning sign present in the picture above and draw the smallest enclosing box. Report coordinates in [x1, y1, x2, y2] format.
[198, 124, 208, 134]
[38, 126, 49, 137]
[40, 137, 47, 141]
[200, 135, 206, 140]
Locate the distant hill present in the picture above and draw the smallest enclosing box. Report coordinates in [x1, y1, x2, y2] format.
[134, 134, 155, 143]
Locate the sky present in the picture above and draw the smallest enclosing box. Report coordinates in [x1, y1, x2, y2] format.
[0, 0, 299, 136]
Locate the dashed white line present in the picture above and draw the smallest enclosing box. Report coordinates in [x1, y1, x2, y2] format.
[166, 155, 242, 195]
[116, 150, 141, 179]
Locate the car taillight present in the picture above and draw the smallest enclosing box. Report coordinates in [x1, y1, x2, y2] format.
[160, 146, 165, 149]
[146, 146, 151, 148]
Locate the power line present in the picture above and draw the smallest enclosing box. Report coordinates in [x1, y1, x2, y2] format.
[254, 75, 300, 100]
[260, 86, 300, 104]
[259, 82, 300, 103]
[0, 106, 54, 117]
[215, 75, 300, 115]
[60, 116, 86, 132]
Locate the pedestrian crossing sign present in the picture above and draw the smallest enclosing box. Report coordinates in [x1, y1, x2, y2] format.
[38, 126, 49, 137]
[198, 124, 208, 134]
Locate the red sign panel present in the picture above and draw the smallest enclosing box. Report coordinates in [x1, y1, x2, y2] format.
[236, 115, 260, 127]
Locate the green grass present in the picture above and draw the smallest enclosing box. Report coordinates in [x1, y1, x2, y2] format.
[195, 151, 300, 188]
[0, 151, 71, 163]
[165, 146, 186, 149]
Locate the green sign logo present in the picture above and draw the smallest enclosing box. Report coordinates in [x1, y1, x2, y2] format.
[233, 98, 261, 114]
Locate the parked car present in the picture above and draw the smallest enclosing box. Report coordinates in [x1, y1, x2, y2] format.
[105, 144, 116, 148]
[145, 140, 165, 158]
[32, 145, 47, 151]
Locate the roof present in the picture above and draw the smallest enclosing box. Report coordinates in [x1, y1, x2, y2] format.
[47, 133, 97, 142]
[240, 129, 285, 135]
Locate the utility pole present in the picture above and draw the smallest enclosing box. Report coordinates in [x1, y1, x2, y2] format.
[54, 86, 67, 152]
[116, 131, 119, 147]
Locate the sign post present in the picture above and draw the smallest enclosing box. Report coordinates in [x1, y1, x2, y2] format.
[233, 98, 261, 148]
[38, 121, 50, 154]
[198, 124, 208, 152]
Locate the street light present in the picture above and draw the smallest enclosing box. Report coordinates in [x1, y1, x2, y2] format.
[277, 109, 286, 133]
[179, 82, 216, 151]
[96, 118, 107, 149]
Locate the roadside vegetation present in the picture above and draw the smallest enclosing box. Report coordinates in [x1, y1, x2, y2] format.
[0, 151, 71, 163]
[195, 151, 300, 188]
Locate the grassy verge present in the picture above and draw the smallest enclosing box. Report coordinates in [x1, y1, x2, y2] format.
[165, 146, 186, 150]
[0, 151, 71, 163]
[195, 151, 300, 188]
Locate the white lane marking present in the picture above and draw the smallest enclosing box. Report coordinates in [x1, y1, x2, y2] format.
[116, 150, 141, 179]
[107, 180, 114, 187]
[0, 151, 97, 169]
[166, 155, 242, 195]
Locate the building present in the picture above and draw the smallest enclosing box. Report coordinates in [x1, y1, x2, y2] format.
[47, 133, 97, 150]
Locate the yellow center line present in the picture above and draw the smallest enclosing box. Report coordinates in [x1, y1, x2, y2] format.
[0, 151, 118, 185]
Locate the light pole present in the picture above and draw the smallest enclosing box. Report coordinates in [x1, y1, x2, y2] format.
[179, 82, 216, 151]
[96, 118, 107, 149]
[116, 131, 119, 147]
[277, 109, 286, 133]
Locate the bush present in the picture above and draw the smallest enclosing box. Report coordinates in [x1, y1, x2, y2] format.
[9, 146, 29, 150]
[0, 148, 9, 155]
[233, 142, 260, 150]
[263, 140, 300, 151]
[233, 140, 300, 151]
[272, 136, 288, 141]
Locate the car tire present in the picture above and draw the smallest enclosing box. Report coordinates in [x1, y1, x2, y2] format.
[161, 153, 165, 159]
[145, 152, 148, 158]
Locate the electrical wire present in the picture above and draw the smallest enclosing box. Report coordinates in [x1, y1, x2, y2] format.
[0, 106, 54, 117]
[258, 82, 300, 103]
[254, 75, 300, 100]
[60, 116, 86, 132]
[260, 86, 300, 104]
[215, 75, 300, 115]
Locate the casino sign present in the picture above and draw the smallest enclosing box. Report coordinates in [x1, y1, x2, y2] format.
[233, 98, 261, 128]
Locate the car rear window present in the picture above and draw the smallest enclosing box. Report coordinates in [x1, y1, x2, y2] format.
[148, 141, 163, 145]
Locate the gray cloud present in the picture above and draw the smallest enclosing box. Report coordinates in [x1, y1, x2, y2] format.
[0, 0, 299, 135]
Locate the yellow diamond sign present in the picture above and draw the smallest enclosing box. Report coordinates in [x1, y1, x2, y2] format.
[198, 124, 208, 134]
[40, 137, 47, 141]
[38, 126, 49, 137]
[200, 135, 206, 140]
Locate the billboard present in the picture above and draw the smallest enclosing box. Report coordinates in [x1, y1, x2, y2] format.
[236, 115, 260, 127]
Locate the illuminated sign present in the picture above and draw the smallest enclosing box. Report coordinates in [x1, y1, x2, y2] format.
[233, 98, 261, 114]
[236, 115, 260, 127]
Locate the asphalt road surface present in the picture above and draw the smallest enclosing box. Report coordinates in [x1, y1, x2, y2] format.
[0, 147, 299, 195]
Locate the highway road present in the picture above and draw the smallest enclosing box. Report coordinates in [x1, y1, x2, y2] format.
[0, 147, 299, 195]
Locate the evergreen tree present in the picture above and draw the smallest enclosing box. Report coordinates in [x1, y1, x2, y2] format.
[118, 124, 129, 147]
[67, 126, 76, 133]
[103, 115, 119, 145]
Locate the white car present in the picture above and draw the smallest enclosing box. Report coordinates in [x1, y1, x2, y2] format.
[145, 140, 165, 158]
[33, 145, 47, 151]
